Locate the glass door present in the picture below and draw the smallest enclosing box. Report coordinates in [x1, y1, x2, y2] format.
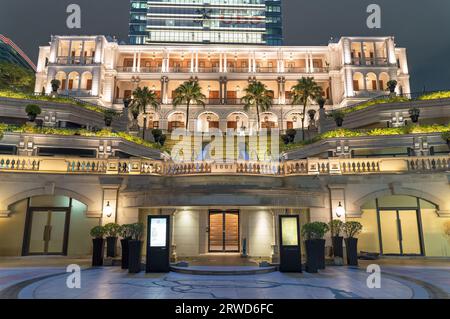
[379, 209, 422, 255]
[224, 212, 239, 252]
[26, 210, 69, 255]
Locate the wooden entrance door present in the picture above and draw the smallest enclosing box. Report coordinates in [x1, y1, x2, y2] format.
[208, 211, 239, 252]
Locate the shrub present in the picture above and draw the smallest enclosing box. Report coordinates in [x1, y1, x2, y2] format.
[130, 222, 145, 241]
[301, 222, 330, 240]
[329, 220, 344, 237]
[104, 223, 121, 237]
[90, 225, 106, 239]
[442, 131, 450, 142]
[25, 104, 42, 116]
[119, 224, 133, 239]
[343, 221, 363, 238]
[329, 110, 345, 121]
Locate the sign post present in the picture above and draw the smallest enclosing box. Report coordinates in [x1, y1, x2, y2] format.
[146, 215, 170, 273]
[279, 215, 302, 272]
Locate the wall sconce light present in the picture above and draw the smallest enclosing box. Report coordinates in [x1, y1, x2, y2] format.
[335, 202, 345, 218]
[104, 201, 113, 218]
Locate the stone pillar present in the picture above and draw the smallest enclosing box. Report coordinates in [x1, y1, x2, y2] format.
[91, 68, 101, 96]
[344, 68, 354, 97]
[342, 38, 352, 65]
[271, 209, 281, 264]
[277, 76, 286, 104]
[45, 68, 57, 94]
[223, 53, 227, 73]
[132, 51, 137, 72]
[220, 76, 227, 104]
[386, 37, 397, 66]
[49, 36, 59, 64]
[190, 52, 195, 72]
[360, 42, 366, 65]
[161, 76, 169, 104]
[94, 36, 103, 64]
[195, 51, 199, 72]
[137, 51, 141, 72]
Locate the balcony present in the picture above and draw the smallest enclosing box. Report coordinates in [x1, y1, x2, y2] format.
[352, 57, 389, 66]
[55, 56, 95, 65]
[0, 155, 448, 177]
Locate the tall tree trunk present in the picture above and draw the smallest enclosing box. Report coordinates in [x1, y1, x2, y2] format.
[256, 104, 260, 131]
[185, 100, 190, 131]
[302, 101, 307, 141]
[142, 103, 147, 140]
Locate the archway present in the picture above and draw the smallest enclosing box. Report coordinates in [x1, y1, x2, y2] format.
[67, 71, 80, 91]
[378, 72, 390, 91]
[352, 72, 364, 92]
[365, 72, 378, 91]
[260, 112, 278, 129]
[196, 111, 220, 133]
[80, 71, 93, 91]
[54, 72, 67, 91]
[348, 195, 450, 257]
[0, 195, 99, 257]
[167, 111, 186, 132]
[226, 112, 249, 132]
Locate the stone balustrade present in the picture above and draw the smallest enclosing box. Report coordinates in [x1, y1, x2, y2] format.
[0, 155, 448, 177]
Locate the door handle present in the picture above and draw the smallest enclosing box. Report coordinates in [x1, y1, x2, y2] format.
[43, 225, 52, 241]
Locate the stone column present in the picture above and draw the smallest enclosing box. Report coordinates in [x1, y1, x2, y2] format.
[360, 42, 366, 66]
[49, 36, 59, 64]
[342, 38, 352, 65]
[277, 76, 286, 105]
[161, 76, 169, 104]
[94, 36, 103, 64]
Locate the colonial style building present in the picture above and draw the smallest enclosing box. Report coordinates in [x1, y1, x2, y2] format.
[1, 34, 448, 262]
[34, 35, 410, 133]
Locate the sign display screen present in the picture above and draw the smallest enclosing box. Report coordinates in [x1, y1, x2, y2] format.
[150, 218, 167, 247]
[281, 217, 298, 246]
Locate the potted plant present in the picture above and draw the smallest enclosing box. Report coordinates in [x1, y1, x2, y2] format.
[285, 128, 297, 144]
[152, 128, 163, 144]
[387, 80, 397, 94]
[90, 225, 106, 267]
[119, 224, 133, 269]
[25, 104, 42, 122]
[128, 222, 144, 274]
[50, 79, 61, 93]
[104, 109, 118, 127]
[131, 108, 140, 121]
[316, 96, 326, 109]
[330, 110, 345, 127]
[301, 221, 330, 273]
[104, 223, 121, 258]
[409, 107, 420, 123]
[343, 221, 363, 266]
[329, 220, 344, 263]
[123, 97, 132, 108]
[441, 131, 450, 149]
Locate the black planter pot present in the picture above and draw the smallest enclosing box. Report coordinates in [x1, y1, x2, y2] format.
[104, 118, 112, 127]
[92, 238, 104, 266]
[335, 118, 344, 127]
[316, 239, 326, 270]
[332, 236, 344, 258]
[410, 115, 419, 123]
[106, 236, 118, 258]
[120, 238, 130, 269]
[304, 240, 319, 273]
[28, 114, 37, 122]
[345, 237, 359, 266]
[128, 240, 142, 273]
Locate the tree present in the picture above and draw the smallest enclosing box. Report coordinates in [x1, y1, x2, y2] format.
[130, 86, 160, 137]
[241, 81, 273, 130]
[0, 62, 35, 92]
[130, 86, 160, 114]
[291, 77, 323, 140]
[172, 80, 206, 130]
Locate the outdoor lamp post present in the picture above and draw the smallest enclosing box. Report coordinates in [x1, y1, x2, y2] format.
[335, 202, 345, 218]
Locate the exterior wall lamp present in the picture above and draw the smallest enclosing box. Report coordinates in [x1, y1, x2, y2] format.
[104, 201, 113, 218]
[335, 202, 345, 218]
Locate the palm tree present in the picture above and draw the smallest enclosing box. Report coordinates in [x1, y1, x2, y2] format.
[291, 77, 324, 140]
[172, 80, 206, 130]
[130, 86, 160, 138]
[241, 81, 273, 130]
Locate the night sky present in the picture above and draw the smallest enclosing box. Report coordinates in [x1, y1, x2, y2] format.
[1, 0, 449, 92]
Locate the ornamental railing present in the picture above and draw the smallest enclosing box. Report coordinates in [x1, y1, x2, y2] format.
[0, 155, 448, 177]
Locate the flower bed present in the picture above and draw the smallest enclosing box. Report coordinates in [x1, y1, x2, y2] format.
[0, 90, 105, 114]
[282, 124, 450, 152]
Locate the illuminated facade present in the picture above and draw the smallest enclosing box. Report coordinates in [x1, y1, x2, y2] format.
[34, 35, 410, 134]
[129, 0, 283, 45]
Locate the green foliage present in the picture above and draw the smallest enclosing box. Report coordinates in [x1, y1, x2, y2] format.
[341, 96, 410, 114]
[291, 77, 323, 140]
[386, 80, 397, 91]
[0, 62, 35, 92]
[50, 79, 61, 91]
[329, 110, 345, 121]
[442, 131, 450, 142]
[25, 104, 42, 116]
[242, 81, 273, 128]
[0, 90, 105, 113]
[104, 223, 121, 237]
[343, 221, 363, 238]
[301, 222, 330, 240]
[129, 222, 145, 241]
[173, 80, 206, 130]
[104, 109, 119, 120]
[282, 124, 450, 152]
[129, 86, 160, 115]
[119, 224, 133, 239]
[329, 220, 344, 237]
[90, 225, 106, 239]
[418, 91, 450, 101]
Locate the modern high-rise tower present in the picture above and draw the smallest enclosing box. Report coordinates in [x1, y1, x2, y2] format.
[129, 0, 283, 45]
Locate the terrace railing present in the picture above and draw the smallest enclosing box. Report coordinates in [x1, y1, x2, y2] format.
[0, 155, 448, 177]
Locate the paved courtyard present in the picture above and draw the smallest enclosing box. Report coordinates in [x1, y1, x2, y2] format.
[0, 258, 448, 299]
